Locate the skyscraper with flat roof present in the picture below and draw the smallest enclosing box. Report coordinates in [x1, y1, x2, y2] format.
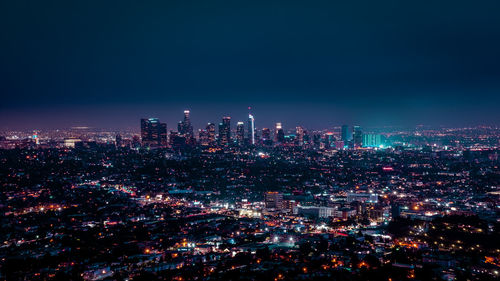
[275, 123, 285, 144]
[219, 117, 231, 146]
[236, 122, 245, 145]
[296, 126, 304, 146]
[198, 129, 209, 146]
[341, 125, 352, 142]
[206, 123, 216, 146]
[247, 113, 255, 145]
[353, 125, 363, 148]
[141, 118, 167, 147]
[261, 128, 272, 146]
[179, 110, 193, 138]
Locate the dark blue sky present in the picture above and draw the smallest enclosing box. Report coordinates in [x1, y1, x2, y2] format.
[1, 0, 499, 130]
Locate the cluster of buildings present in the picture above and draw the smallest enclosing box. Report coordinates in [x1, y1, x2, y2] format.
[138, 109, 386, 150]
[0, 121, 499, 280]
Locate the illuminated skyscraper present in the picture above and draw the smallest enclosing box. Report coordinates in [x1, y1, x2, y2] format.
[275, 123, 285, 144]
[218, 117, 231, 146]
[247, 113, 255, 145]
[262, 128, 271, 140]
[141, 118, 167, 147]
[206, 123, 216, 145]
[198, 129, 209, 146]
[179, 110, 193, 138]
[324, 132, 335, 148]
[236, 122, 245, 145]
[295, 126, 304, 146]
[341, 125, 352, 142]
[261, 127, 272, 146]
[353, 125, 363, 147]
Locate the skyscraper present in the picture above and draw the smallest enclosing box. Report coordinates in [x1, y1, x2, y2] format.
[179, 110, 194, 138]
[236, 122, 245, 145]
[341, 125, 352, 142]
[141, 118, 167, 147]
[262, 128, 272, 146]
[247, 113, 255, 145]
[206, 123, 216, 146]
[324, 132, 335, 148]
[218, 117, 231, 146]
[262, 128, 271, 140]
[198, 129, 209, 146]
[295, 126, 304, 146]
[353, 125, 363, 148]
[275, 123, 285, 144]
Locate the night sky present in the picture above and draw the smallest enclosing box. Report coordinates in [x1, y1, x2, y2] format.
[1, 0, 500, 130]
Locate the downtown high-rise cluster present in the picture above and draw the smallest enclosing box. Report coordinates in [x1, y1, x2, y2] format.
[140, 109, 386, 150]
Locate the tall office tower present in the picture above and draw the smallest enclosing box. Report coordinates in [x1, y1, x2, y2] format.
[218, 117, 231, 146]
[179, 110, 194, 137]
[324, 132, 335, 148]
[261, 127, 272, 146]
[275, 122, 285, 144]
[236, 122, 245, 145]
[295, 126, 304, 146]
[353, 125, 363, 147]
[262, 128, 271, 140]
[341, 125, 352, 142]
[262, 128, 271, 141]
[247, 113, 255, 145]
[115, 134, 122, 148]
[198, 129, 209, 146]
[140, 118, 167, 147]
[265, 191, 284, 210]
[206, 123, 216, 146]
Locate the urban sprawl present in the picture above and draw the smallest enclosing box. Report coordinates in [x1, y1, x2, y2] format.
[1, 110, 499, 281]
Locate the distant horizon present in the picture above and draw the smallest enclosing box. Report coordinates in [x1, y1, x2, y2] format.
[1, 110, 499, 133]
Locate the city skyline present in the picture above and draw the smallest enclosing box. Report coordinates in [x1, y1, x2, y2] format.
[2, 105, 500, 131]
